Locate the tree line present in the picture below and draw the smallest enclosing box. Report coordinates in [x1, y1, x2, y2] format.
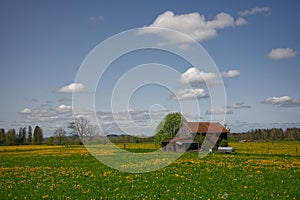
[0, 117, 96, 146]
[107, 135, 155, 144]
[0, 125, 43, 146]
[1, 116, 158, 146]
[229, 128, 300, 142]
[2, 116, 300, 146]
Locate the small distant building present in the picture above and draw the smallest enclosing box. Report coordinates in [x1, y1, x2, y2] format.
[162, 122, 228, 152]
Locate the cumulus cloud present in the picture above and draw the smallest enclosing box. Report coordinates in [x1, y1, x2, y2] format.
[235, 17, 248, 25]
[56, 104, 72, 112]
[138, 11, 246, 46]
[221, 70, 240, 78]
[180, 67, 240, 86]
[172, 88, 208, 100]
[238, 6, 271, 17]
[268, 48, 298, 60]
[180, 67, 218, 84]
[227, 102, 251, 109]
[56, 83, 85, 93]
[205, 108, 233, 115]
[261, 96, 300, 107]
[172, 67, 241, 102]
[20, 108, 31, 114]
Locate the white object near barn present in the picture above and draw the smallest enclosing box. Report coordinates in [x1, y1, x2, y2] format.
[218, 147, 235, 153]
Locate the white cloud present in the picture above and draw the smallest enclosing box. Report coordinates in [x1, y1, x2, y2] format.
[56, 83, 85, 93]
[16, 105, 76, 136]
[261, 96, 300, 107]
[173, 88, 208, 100]
[180, 67, 218, 84]
[19, 107, 61, 124]
[138, 11, 246, 46]
[56, 104, 72, 112]
[205, 108, 233, 115]
[268, 48, 298, 60]
[180, 67, 240, 85]
[20, 108, 31, 114]
[262, 96, 292, 104]
[97, 109, 167, 135]
[221, 70, 240, 78]
[238, 6, 271, 17]
[235, 17, 248, 26]
[89, 16, 104, 23]
[28, 108, 58, 120]
[227, 102, 251, 109]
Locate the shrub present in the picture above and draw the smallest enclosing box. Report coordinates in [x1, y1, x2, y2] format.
[219, 139, 228, 147]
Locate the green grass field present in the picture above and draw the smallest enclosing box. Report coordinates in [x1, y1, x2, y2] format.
[0, 142, 299, 199]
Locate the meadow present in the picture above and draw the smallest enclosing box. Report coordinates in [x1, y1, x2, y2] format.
[0, 142, 299, 199]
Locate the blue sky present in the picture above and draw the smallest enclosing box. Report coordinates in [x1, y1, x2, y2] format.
[1, 0, 300, 136]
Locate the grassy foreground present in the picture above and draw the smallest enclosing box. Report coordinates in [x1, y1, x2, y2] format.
[0, 142, 299, 199]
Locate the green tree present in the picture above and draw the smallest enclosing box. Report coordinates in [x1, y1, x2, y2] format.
[195, 134, 205, 145]
[27, 125, 32, 144]
[33, 126, 43, 145]
[6, 129, 16, 145]
[0, 128, 5, 145]
[154, 112, 185, 144]
[46, 136, 54, 145]
[17, 127, 26, 145]
[219, 139, 228, 147]
[22, 127, 27, 144]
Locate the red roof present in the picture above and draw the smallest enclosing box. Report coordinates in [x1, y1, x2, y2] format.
[185, 122, 228, 133]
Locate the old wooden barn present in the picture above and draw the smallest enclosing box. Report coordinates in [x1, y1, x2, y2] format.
[162, 122, 228, 152]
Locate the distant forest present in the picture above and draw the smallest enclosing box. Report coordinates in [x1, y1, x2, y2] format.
[229, 128, 300, 142]
[1, 126, 300, 146]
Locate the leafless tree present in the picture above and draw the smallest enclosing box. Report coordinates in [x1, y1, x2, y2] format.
[54, 128, 67, 145]
[68, 117, 95, 139]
